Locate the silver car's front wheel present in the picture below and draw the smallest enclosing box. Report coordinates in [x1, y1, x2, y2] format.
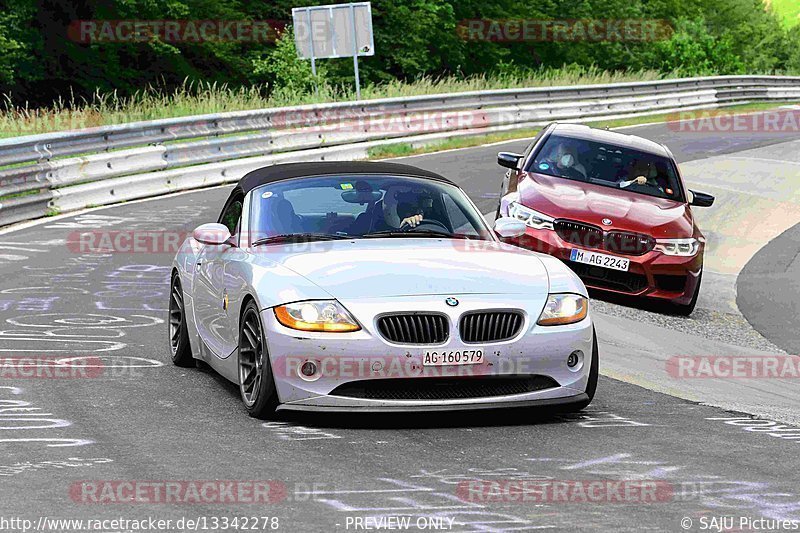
[238, 301, 278, 418]
[169, 273, 193, 367]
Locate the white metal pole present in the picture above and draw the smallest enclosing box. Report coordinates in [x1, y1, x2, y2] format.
[349, 4, 361, 100]
[305, 9, 318, 96]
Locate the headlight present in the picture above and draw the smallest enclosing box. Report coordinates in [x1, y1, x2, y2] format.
[655, 238, 700, 257]
[537, 294, 588, 326]
[508, 202, 554, 230]
[274, 300, 361, 332]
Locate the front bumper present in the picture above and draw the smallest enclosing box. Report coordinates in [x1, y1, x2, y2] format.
[262, 294, 594, 411]
[501, 214, 701, 305]
[276, 393, 589, 412]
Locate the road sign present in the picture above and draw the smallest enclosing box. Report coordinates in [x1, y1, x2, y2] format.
[292, 2, 375, 99]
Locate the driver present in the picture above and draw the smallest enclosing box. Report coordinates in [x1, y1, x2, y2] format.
[349, 185, 431, 234]
[382, 186, 427, 229]
[620, 159, 666, 192]
[544, 142, 587, 179]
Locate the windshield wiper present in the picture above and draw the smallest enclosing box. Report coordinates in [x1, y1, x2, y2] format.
[539, 170, 585, 182]
[362, 230, 461, 239]
[251, 233, 352, 246]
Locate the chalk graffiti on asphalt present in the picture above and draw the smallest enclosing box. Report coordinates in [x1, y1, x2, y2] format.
[0, 386, 93, 447]
[0, 457, 112, 477]
[524, 453, 800, 522]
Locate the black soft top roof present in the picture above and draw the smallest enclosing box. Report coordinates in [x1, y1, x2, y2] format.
[237, 161, 454, 194]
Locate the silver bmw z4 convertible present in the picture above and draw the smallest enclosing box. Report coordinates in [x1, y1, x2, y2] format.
[170, 161, 598, 418]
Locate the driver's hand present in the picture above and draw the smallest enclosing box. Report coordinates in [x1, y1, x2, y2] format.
[400, 214, 424, 228]
[634, 175, 647, 185]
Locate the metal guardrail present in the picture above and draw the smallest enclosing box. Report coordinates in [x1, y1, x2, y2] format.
[1, 75, 800, 227]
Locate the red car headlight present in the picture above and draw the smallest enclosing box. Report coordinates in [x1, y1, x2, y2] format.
[508, 202, 555, 230]
[654, 238, 700, 257]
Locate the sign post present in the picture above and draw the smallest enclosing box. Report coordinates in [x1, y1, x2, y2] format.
[292, 2, 375, 100]
[303, 8, 317, 95]
[348, 3, 361, 99]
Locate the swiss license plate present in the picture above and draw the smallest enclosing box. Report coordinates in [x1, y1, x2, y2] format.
[423, 349, 484, 366]
[570, 248, 630, 271]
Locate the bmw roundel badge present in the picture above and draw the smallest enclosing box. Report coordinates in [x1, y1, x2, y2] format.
[445, 297, 459, 307]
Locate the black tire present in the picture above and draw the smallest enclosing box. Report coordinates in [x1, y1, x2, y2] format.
[560, 330, 599, 412]
[168, 273, 194, 367]
[238, 300, 278, 419]
[672, 270, 702, 317]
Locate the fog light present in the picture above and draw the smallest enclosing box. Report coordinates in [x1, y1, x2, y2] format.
[567, 351, 582, 368]
[300, 360, 318, 378]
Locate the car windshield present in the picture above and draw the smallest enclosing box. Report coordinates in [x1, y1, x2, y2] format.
[527, 134, 684, 201]
[249, 174, 493, 242]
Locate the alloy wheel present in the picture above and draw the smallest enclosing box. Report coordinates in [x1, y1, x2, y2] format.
[238, 308, 265, 406]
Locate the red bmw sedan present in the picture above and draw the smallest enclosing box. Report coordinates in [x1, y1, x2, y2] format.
[496, 123, 715, 315]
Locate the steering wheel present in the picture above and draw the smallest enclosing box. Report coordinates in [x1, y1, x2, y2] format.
[401, 218, 450, 233]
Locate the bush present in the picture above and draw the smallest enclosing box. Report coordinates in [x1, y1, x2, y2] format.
[649, 18, 745, 76]
[251, 27, 328, 103]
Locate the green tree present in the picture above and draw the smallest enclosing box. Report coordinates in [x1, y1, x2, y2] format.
[1, 0, 799, 108]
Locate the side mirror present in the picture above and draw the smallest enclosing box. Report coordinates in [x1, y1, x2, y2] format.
[193, 223, 232, 245]
[688, 190, 715, 207]
[497, 152, 523, 170]
[494, 217, 527, 238]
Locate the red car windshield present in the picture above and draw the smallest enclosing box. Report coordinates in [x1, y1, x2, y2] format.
[528, 134, 685, 202]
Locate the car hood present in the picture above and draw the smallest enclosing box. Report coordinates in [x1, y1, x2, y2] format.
[251, 238, 551, 299]
[518, 172, 695, 238]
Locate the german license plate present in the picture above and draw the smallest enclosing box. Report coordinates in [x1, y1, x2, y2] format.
[423, 349, 484, 366]
[570, 249, 629, 271]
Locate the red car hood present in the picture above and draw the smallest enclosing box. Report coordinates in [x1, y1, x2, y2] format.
[518, 172, 696, 238]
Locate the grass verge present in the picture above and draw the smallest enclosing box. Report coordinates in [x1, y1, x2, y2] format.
[0, 66, 670, 139]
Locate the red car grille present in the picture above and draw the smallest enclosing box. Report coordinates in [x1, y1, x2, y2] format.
[554, 220, 604, 249]
[604, 231, 655, 256]
[555, 220, 654, 256]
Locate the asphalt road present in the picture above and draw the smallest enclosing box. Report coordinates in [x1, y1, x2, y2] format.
[1, 115, 799, 532]
[737, 220, 800, 354]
